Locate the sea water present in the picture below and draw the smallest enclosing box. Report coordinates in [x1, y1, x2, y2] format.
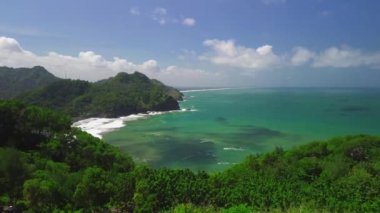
[103, 88, 380, 172]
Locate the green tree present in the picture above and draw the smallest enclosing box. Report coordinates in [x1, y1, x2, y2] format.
[0, 148, 29, 205]
[73, 167, 115, 211]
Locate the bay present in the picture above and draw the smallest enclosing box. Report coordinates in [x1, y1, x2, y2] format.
[103, 88, 380, 172]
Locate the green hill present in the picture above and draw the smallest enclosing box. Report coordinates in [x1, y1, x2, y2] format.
[0, 66, 59, 99]
[19, 71, 183, 119]
[0, 100, 379, 212]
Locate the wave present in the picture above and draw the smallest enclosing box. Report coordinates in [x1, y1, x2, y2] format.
[72, 114, 147, 139]
[217, 161, 230, 165]
[223, 147, 245, 151]
[72, 109, 196, 139]
[180, 108, 198, 112]
[199, 138, 214, 143]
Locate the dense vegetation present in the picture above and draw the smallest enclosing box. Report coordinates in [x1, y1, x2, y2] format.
[18, 70, 183, 119]
[1, 100, 379, 212]
[0, 66, 59, 99]
[0, 66, 182, 119]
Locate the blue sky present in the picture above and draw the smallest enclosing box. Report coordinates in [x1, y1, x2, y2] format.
[0, 0, 380, 87]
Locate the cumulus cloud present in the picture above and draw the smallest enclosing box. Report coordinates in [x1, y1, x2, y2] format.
[291, 47, 315, 66]
[0, 37, 162, 81]
[312, 46, 380, 68]
[130, 7, 140, 16]
[290, 45, 380, 68]
[201, 38, 380, 71]
[157, 66, 226, 86]
[150, 8, 196, 27]
[3, 36, 380, 88]
[201, 39, 282, 70]
[0, 36, 225, 86]
[0, 36, 24, 52]
[152, 7, 168, 25]
[182, 18, 196, 26]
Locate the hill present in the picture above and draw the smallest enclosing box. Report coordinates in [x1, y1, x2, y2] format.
[19, 70, 183, 119]
[0, 100, 379, 212]
[0, 66, 59, 99]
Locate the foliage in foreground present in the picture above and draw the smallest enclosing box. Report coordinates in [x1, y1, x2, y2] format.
[0, 100, 379, 212]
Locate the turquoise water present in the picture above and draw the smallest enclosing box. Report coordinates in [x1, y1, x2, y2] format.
[103, 88, 380, 172]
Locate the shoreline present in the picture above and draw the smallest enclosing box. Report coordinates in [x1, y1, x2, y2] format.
[72, 109, 194, 139]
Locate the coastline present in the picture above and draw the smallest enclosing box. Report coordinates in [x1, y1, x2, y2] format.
[72, 109, 194, 139]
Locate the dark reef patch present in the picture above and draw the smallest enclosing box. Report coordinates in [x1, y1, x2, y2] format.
[239, 125, 284, 140]
[341, 106, 370, 112]
[155, 138, 216, 166]
[122, 136, 217, 167]
[219, 125, 286, 148]
[215, 116, 228, 123]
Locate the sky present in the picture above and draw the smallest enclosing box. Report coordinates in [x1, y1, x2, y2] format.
[1, 0, 380, 87]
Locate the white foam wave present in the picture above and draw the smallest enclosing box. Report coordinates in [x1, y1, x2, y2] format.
[223, 147, 245, 151]
[72, 109, 196, 139]
[200, 138, 214, 143]
[72, 114, 147, 139]
[217, 162, 231, 165]
[180, 108, 198, 112]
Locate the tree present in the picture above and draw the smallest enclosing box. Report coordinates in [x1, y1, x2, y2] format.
[73, 167, 115, 211]
[0, 148, 29, 206]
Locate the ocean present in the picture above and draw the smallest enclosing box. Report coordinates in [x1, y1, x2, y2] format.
[102, 88, 380, 172]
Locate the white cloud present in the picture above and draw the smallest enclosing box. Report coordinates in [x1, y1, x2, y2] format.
[0, 36, 226, 86]
[289, 45, 380, 68]
[152, 7, 168, 25]
[291, 46, 380, 68]
[291, 47, 315, 66]
[130, 7, 140, 16]
[182, 18, 196, 26]
[157, 66, 226, 86]
[0, 36, 24, 52]
[0, 37, 163, 81]
[261, 0, 287, 5]
[178, 49, 197, 60]
[201, 39, 282, 70]
[3, 36, 380, 88]
[201, 38, 380, 71]
[150, 8, 196, 27]
[312, 46, 380, 68]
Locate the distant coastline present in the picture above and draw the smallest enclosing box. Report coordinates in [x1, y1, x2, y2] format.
[180, 87, 246, 93]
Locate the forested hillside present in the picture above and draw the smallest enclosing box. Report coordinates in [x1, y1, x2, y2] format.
[0, 65, 182, 119]
[0, 66, 183, 119]
[0, 66, 59, 99]
[1, 100, 379, 212]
